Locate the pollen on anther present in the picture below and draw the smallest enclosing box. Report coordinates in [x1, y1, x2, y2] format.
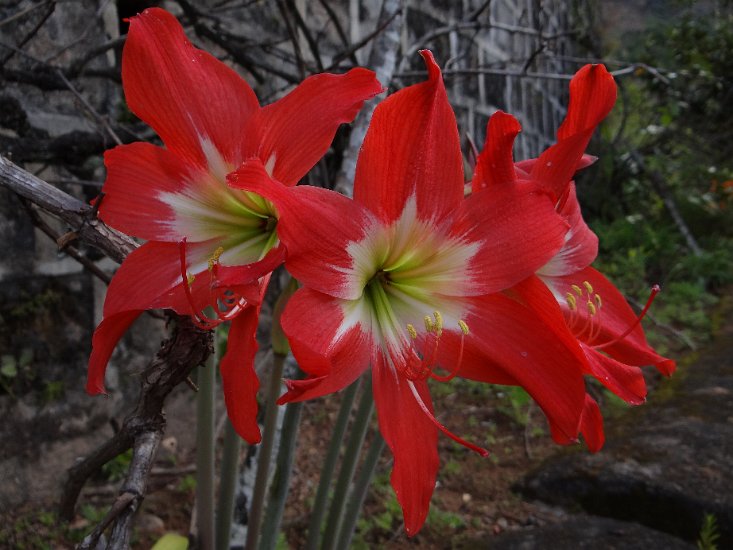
[594, 294, 603, 308]
[433, 311, 444, 331]
[208, 246, 225, 271]
[424, 315, 434, 332]
[571, 284, 583, 297]
[587, 301, 597, 316]
[583, 281, 594, 294]
[406, 323, 418, 339]
[458, 320, 469, 335]
[566, 293, 577, 310]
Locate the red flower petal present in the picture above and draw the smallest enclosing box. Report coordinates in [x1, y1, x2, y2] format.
[278, 288, 370, 403]
[215, 244, 287, 295]
[537, 183, 598, 277]
[514, 153, 597, 178]
[258, 68, 383, 186]
[220, 299, 264, 444]
[103, 241, 215, 318]
[98, 143, 186, 241]
[471, 111, 522, 192]
[582, 345, 647, 405]
[452, 184, 568, 294]
[529, 64, 617, 199]
[558, 65, 618, 142]
[372, 360, 439, 537]
[353, 50, 463, 223]
[579, 394, 605, 453]
[123, 8, 260, 168]
[464, 291, 586, 444]
[86, 310, 142, 395]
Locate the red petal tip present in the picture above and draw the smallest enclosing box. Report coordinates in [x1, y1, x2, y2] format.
[86, 385, 108, 397]
[418, 50, 441, 80]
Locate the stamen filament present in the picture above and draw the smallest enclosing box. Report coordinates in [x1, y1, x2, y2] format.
[179, 238, 209, 327]
[595, 285, 661, 350]
[430, 325, 466, 383]
[407, 380, 489, 457]
[178, 238, 249, 330]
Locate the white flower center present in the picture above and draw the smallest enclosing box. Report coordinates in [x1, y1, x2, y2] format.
[337, 197, 479, 371]
[159, 137, 278, 265]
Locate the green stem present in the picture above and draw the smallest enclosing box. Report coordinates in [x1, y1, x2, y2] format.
[304, 379, 361, 550]
[335, 432, 386, 550]
[196, 349, 216, 550]
[215, 419, 241, 550]
[321, 375, 375, 550]
[259, 397, 304, 550]
[244, 352, 286, 550]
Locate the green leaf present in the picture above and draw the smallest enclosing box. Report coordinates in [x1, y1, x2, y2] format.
[19, 348, 33, 367]
[1, 355, 17, 378]
[151, 533, 189, 550]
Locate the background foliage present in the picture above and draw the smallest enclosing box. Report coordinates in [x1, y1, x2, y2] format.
[579, 0, 733, 352]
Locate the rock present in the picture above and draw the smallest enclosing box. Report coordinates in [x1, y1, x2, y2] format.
[136, 513, 166, 537]
[484, 516, 696, 549]
[522, 419, 733, 546]
[520, 312, 733, 547]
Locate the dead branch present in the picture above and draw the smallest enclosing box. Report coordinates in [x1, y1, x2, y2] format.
[0, 0, 56, 67]
[317, 0, 359, 66]
[0, 155, 135, 263]
[324, 7, 402, 71]
[277, 0, 308, 79]
[19, 198, 112, 284]
[285, 0, 325, 72]
[66, 315, 213, 545]
[628, 150, 703, 257]
[334, 0, 403, 196]
[0, 158, 214, 545]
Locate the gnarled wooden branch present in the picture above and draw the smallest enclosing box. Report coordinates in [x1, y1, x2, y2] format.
[71, 316, 213, 548]
[0, 154, 135, 262]
[0, 157, 213, 547]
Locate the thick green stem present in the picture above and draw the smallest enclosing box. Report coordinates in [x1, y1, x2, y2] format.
[244, 352, 286, 550]
[321, 376, 375, 550]
[259, 397, 304, 550]
[304, 379, 361, 550]
[336, 432, 386, 550]
[196, 350, 216, 550]
[215, 419, 241, 550]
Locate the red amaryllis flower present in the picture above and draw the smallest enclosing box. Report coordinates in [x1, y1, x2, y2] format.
[229, 51, 590, 535]
[472, 64, 675, 449]
[86, 8, 382, 443]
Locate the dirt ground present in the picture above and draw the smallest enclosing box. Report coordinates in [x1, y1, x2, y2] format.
[1, 375, 585, 548]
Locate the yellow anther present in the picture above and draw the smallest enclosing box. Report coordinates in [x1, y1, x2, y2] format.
[406, 324, 418, 339]
[433, 311, 444, 332]
[587, 301, 597, 316]
[187, 273, 196, 287]
[571, 284, 583, 296]
[207, 246, 225, 271]
[566, 293, 577, 310]
[583, 281, 594, 294]
[424, 315, 434, 332]
[458, 320, 469, 335]
[594, 294, 602, 308]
